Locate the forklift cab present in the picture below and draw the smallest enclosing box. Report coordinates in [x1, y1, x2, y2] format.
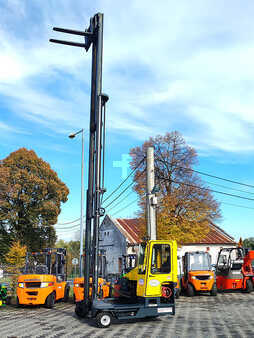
[181, 251, 216, 296]
[136, 241, 177, 298]
[216, 247, 244, 275]
[216, 247, 253, 291]
[183, 251, 212, 274]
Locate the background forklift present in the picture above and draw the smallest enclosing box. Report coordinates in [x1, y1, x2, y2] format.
[181, 251, 217, 296]
[216, 247, 254, 292]
[17, 248, 69, 307]
[73, 251, 111, 303]
[50, 13, 177, 328]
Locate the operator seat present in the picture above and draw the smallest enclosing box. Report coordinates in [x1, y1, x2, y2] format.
[35, 265, 48, 274]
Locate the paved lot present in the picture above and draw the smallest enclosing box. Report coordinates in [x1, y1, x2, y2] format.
[1, 292, 254, 338]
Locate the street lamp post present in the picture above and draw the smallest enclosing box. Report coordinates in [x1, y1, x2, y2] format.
[69, 128, 84, 277]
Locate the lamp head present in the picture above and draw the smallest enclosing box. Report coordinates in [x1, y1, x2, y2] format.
[68, 133, 76, 139]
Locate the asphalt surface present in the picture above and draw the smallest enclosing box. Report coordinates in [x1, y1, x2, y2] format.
[0, 292, 254, 337]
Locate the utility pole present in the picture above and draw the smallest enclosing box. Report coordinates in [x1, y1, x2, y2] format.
[50, 13, 108, 317]
[146, 147, 157, 240]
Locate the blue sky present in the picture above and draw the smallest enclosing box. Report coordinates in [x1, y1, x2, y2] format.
[1, 0, 254, 242]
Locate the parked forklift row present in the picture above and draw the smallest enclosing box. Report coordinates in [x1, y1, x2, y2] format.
[7, 240, 178, 328]
[1, 244, 251, 310]
[178, 247, 254, 297]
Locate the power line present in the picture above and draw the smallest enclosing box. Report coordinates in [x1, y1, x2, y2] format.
[106, 190, 136, 213]
[158, 176, 254, 202]
[55, 224, 80, 231]
[111, 198, 139, 217]
[55, 218, 80, 226]
[204, 180, 254, 196]
[177, 166, 254, 189]
[103, 169, 145, 209]
[220, 201, 254, 210]
[102, 157, 145, 204]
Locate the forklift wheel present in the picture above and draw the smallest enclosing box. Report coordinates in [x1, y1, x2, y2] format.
[245, 279, 253, 293]
[16, 297, 21, 308]
[96, 311, 112, 328]
[186, 284, 195, 297]
[210, 284, 217, 296]
[45, 292, 55, 308]
[75, 302, 88, 318]
[63, 286, 70, 302]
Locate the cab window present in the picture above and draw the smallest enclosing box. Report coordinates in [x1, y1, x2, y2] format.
[151, 244, 171, 274]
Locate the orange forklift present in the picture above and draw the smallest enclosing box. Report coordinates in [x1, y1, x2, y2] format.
[181, 251, 217, 296]
[73, 252, 111, 303]
[17, 248, 69, 308]
[216, 247, 254, 292]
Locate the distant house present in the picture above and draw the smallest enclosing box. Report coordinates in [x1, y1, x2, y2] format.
[99, 216, 141, 275]
[99, 215, 236, 274]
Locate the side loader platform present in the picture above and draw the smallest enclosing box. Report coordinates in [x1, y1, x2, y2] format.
[89, 297, 175, 327]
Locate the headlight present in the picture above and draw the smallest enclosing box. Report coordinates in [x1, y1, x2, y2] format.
[74, 283, 80, 288]
[18, 282, 24, 288]
[41, 282, 54, 288]
[191, 276, 197, 280]
[208, 275, 213, 280]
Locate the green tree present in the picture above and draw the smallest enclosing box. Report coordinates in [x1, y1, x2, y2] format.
[130, 131, 221, 244]
[56, 240, 80, 277]
[0, 148, 69, 258]
[243, 237, 254, 249]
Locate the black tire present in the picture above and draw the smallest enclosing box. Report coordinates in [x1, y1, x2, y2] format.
[108, 285, 113, 298]
[175, 288, 180, 299]
[96, 311, 112, 328]
[6, 296, 11, 305]
[63, 286, 70, 302]
[210, 283, 217, 296]
[186, 284, 195, 297]
[75, 302, 88, 318]
[245, 279, 253, 293]
[45, 292, 55, 308]
[16, 296, 21, 308]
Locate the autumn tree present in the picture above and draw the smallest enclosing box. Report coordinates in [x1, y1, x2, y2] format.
[0, 148, 69, 258]
[130, 131, 221, 244]
[5, 241, 27, 295]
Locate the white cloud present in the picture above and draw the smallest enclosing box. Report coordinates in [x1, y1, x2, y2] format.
[1, 0, 254, 154]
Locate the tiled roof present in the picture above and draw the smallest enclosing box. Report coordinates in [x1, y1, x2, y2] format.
[110, 217, 235, 245]
[114, 218, 142, 244]
[186, 223, 236, 245]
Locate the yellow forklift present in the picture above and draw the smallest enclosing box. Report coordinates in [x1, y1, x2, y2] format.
[50, 13, 177, 328]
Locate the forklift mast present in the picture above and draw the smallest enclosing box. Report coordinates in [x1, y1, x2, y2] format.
[50, 13, 108, 314]
[24, 248, 67, 280]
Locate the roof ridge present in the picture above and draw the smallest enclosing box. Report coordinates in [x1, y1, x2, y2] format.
[209, 222, 235, 240]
